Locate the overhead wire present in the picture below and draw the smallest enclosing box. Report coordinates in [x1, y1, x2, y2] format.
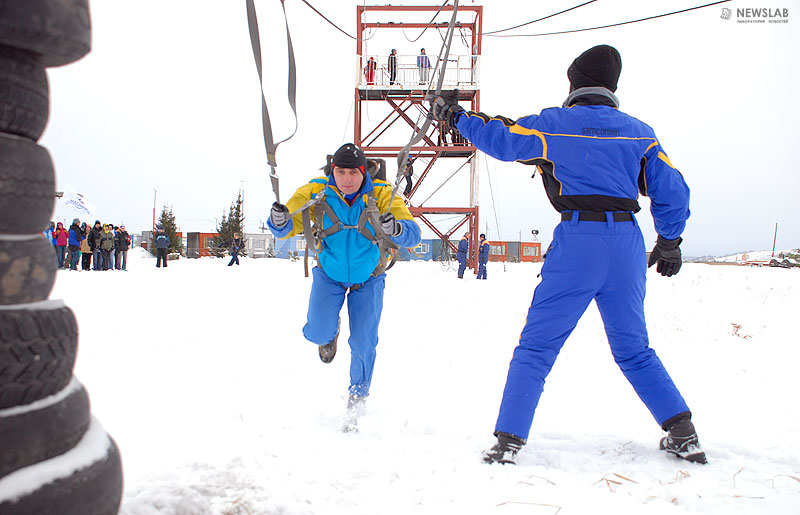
[400, 0, 452, 42]
[480, 0, 597, 36]
[485, 0, 732, 38]
[483, 153, 502, 242]
[297, 0, 377, 41]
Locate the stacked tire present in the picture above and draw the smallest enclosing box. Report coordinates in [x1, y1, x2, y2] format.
[0, 2, 123, 514]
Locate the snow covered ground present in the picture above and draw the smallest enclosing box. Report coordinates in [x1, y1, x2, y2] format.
[48, 248, 799, 514]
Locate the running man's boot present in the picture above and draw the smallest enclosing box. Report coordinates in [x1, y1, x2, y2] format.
[319, 318, 340, 364]
[482, 432, 525, 465]
[660, 413, 707, 464]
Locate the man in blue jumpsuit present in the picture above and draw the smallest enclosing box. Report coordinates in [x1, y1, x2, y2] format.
[477, 234, 489, 279]
[456, 232, 469, 278]
[269, 144, 421, 424]
[431, 45, 705, 464]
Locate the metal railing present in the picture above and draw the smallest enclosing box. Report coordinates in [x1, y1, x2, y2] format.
[357, 54, 479, 89]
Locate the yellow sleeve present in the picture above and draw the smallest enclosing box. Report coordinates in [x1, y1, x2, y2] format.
[281, 182, 321, 239]
[375, 182, 414, 221]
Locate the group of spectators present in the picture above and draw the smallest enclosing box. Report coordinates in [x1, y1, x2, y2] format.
[44, 219, 131, 271]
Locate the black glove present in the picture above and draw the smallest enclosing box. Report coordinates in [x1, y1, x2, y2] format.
[648, 235, 683, 277]
[379, 213, 402, 238]
[428, 90, 464, 126]
[270, 202, 290, 228]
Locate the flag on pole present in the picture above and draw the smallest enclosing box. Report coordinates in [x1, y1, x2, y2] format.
[60, 183, 96, 219]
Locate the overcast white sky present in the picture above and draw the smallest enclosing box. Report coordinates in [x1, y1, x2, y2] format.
[41, 0, 799, 256]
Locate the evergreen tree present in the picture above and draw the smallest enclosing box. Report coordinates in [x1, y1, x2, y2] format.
[212, 192, 246, 257]
[151, 205, 183, 257]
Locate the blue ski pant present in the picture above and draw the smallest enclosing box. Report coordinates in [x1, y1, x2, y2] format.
[457, 258, 467, 278]
[303, 266, 386, 398]
[495, 213, 689, 441]
[477, 262, 487, 279]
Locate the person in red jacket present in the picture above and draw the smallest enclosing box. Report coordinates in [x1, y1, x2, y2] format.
[53, 221, 69, 268]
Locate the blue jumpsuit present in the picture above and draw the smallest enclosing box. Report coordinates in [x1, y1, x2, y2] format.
[454, 89, 691, 440]
[477, 239, 489, 279]
[456, 236, 469, 278]
[269, 172, 421, 398]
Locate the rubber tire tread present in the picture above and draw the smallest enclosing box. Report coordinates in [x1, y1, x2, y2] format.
[0, 237, 57, 305]
[0, 136, 55, 234]
[0, 435, 123, 515]
[0, 381, 90, 479]
[0, 306, 77, 409]
[0, 45, 48, 140]
[0, 0, 91, 68]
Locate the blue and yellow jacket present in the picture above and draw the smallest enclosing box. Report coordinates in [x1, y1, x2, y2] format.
[453, 90, 690, 240]
[479, 239, 490, 264]
[269, 172, 421, 284]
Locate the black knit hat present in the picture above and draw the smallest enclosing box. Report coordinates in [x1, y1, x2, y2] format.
[567, 45, 622, 92]
[332, 143, 367, 172]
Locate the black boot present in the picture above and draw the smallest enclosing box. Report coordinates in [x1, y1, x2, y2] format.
[319, 318, 340, 363]
[482, 432, 525, 465]
[660, 412, 707, 464]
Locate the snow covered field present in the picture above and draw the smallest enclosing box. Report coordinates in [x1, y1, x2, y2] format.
[49, 249, 800, 515]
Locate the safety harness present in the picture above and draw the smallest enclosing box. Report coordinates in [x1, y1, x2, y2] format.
[300, 184, 399, 287]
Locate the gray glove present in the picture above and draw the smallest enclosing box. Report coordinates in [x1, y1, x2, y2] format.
[379, 213, 402, 238]
[648, 235, 682, 277]
[270, 202, 290, 228]
[428, 90, 464, 126]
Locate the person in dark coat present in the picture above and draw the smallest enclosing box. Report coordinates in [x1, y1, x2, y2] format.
[431, 44, 704, 465]
[88, 220, 103, 271]
[228, 233, 243, 266]
[67, 218, 83, 271]
[388, 48, 397, 85]
[456, 232, 469, 279]
[154, 228, 170, 268]
[115, 225, 131, 271]
[477, 233, 489, 279]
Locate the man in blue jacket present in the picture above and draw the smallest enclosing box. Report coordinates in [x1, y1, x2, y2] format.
[269, 144, 421, 426]
[431, 45, 705, 465]
[477, 233, 489, 279]
[456, 232, 469, 278]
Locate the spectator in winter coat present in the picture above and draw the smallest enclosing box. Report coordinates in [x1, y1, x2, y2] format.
[114, 226, 131, 271]
[456, 232, 469, 278]
[67, 218, 84, 271]
[88, 220, 103, 271]
[417, 48, 431, 83]
[98, 224, 115, 271]
[80, 222, 92, 270]
[388, 48, 397, 85]
[431, 44, 704, 465]
[268, 143, 421, 428]
[42, 221, 54, 242]
[477, 233, 490, 279]
[228, 233, 243, 266]
[154, 228, 170, 268]
[364, 56, 377, 85]
[53, 222, 69, 268]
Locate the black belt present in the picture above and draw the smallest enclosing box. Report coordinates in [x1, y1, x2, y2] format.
[561, 211, 634, 222]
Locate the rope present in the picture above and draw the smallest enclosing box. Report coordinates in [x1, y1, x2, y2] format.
[245, 0, 298, 204]
[389, 0, 460, 210]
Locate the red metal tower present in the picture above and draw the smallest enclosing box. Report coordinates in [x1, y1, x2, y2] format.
[354, 4, 483, 271]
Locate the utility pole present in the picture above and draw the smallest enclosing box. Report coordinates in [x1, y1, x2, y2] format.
[152, 189, 157, 230]
[771, 221, 778, 257]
